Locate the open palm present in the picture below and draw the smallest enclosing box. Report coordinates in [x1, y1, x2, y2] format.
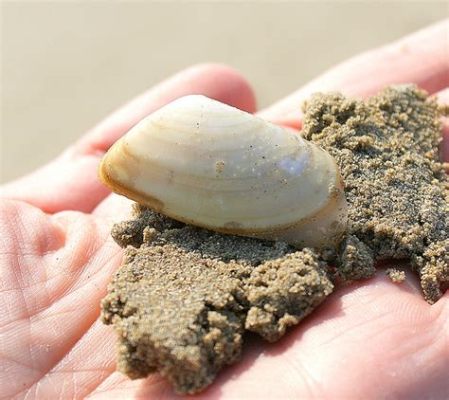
[1, 21, 448, 399]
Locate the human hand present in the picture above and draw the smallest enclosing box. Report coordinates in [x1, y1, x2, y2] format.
[1, 20, 448, 399]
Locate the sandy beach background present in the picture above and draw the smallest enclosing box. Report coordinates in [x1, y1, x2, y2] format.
[1, 1, 448, 182]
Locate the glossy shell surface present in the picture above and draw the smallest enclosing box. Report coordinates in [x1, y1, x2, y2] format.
[99, 95, 347, 248]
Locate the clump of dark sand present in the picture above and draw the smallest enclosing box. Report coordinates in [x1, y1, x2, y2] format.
[102, 205, 333, 393]
[302, 85, 448, 303]
[101, 85, 448, 394]
[386, 268, 406, 283]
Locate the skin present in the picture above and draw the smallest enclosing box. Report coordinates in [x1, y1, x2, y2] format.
[1, 20, 448, 400]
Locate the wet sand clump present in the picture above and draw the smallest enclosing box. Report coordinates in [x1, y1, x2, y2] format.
[302, 85, 448, 302]
[102, 206, 332, 393]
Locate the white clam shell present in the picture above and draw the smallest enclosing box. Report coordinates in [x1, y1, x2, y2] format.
[99, 95, 347, 249]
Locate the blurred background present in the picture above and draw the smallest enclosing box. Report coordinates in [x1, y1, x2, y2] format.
[1, 1, 448, 182]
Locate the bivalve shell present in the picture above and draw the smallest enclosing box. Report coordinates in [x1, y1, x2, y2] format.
[99, 95, 347, 249]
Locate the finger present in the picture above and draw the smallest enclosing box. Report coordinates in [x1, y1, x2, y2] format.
[1, 64, 256, 214]
[434, 87, 449, 162]
[75, 63, 257, 155]
[259, 19, 449, 127]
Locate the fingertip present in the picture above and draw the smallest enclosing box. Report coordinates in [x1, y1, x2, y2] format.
[186, 63, 257, 113]
[271, 117, 303, 130]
